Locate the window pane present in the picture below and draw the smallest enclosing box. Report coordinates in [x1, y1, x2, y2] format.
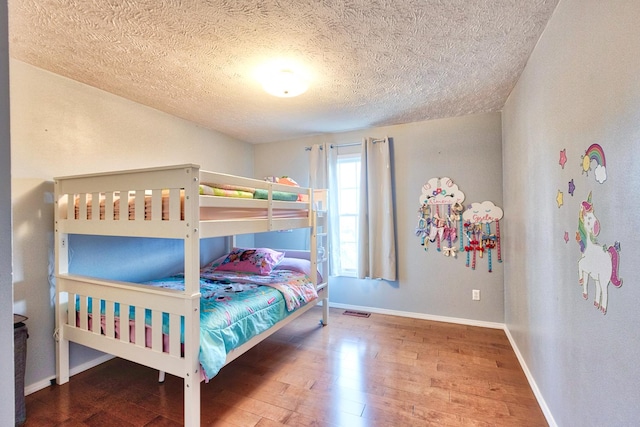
[334, 153, 361, 277]
[340, 189, 358, 214]
[340, 242, 358, 274]
[339, 216, 357, 243]
[338, 160, 356, 182]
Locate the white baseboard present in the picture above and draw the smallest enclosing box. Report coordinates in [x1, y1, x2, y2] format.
[503, 328, 557, 427]
[25, 353, 114, 396]
[328, 301, 505, 329]
[24, 378, 56, 396]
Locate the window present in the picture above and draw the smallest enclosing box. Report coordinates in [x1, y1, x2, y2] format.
[334, 153, 361, 276]
[319, 138, 396, 280]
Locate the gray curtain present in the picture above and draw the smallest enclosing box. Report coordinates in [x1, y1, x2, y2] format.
[357, 137, 396, 280]
[308, 143, 326, 190]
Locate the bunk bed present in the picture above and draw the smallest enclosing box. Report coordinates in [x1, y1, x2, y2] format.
[53, 164, 329, 426]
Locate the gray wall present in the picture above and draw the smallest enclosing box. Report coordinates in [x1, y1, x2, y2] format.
[502, 0, 640, 425]
[10, 60, 253, 390]
[0, 3, 15, 424]
[254, 112, 505, 324]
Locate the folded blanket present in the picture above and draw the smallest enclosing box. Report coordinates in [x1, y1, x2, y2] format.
[199, 185, 253, 198]
[200, 183, 299, 201]
[201, 183, 256, 194]
[253, 188, 299, 201]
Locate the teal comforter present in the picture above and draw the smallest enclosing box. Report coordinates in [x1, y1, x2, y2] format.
[78, 267, 316, 380]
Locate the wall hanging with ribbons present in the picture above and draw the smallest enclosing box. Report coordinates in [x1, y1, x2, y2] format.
[416, 177, 465, 257]
[416, 177, 503, 272]
[461, 201, 503, 272]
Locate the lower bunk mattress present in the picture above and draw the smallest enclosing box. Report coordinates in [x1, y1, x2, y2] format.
[75, 257, 318, 380]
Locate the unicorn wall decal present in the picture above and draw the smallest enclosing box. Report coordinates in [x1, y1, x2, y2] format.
[576, 192, 622, 314]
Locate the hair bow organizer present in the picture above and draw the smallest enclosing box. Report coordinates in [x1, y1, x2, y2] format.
[416, 177, 465, 256]
[416, 177, 503, 272]
[461, 201, 503, 272]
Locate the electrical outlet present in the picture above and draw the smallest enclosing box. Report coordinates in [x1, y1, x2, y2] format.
[472, 289, 480, 301]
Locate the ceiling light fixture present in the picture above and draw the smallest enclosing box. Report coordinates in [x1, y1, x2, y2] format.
[261, 68, 309, 98]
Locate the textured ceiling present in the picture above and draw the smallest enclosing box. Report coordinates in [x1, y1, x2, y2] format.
[8, 0, 558, 144]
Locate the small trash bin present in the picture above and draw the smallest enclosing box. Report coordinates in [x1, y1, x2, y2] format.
[14, 314, 28, 426]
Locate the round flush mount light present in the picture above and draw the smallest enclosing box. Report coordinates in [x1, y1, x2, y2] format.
[256, 60, 310, 98]
[261, 68, 309, 97]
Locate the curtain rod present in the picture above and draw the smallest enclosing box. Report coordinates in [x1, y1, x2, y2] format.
[304, 145, 323, 151]
[304, 138, 386, 151]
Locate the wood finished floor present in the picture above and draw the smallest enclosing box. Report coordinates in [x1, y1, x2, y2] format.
[24, 307, 548, 426]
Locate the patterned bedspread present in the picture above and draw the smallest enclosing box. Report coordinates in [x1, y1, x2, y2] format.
[199, 262, 318, 311]
[78, 266, 317, 380]
[142, 267, 318, 379]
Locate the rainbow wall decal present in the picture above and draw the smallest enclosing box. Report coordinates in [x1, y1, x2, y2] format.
[582, 143, 607, 184]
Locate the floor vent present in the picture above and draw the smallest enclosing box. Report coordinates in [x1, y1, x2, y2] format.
[343, 310, 371, 318]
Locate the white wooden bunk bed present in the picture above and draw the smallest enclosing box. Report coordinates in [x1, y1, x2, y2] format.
[53, 164, 328, 426]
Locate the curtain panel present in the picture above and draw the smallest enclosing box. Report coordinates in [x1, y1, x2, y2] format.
[357, 137, 397, 281]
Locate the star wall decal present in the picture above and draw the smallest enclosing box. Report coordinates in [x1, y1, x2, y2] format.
[568, 179, 575, 196]
[559, 149, 567, 169]
[556, 190, 564, 207]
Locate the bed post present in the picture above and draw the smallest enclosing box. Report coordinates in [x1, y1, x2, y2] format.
[183, 165, 201, 426]
[322, 290, 329, 327]
[183, 297, 200, 427]
[54, 271, 70, 384]
[54, 291, 70, 385]
[53, 181, 70, 384]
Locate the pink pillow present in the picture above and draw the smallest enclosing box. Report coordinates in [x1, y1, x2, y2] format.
[214, 248, 284, 275]
[275, 257, 323, 283]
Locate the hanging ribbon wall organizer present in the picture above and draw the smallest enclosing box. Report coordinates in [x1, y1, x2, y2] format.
[461, 201, 504, 272]
[416, 177, 465, 257]
[416, 178, 504, 272]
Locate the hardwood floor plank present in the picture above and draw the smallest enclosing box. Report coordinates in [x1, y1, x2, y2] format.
[140, 416, 183, 426]
[25, 307, 547, 426]
[22, 397, 71, 426]
[254, 418, 287, 427]
[360, 404, 435, 427]
[210, 390, 293, 424]
[83, 410, 136, 427]
[435, 348, 501, 368]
